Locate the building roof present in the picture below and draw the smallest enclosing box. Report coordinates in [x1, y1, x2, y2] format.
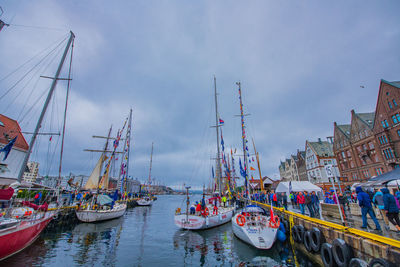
[354, 112, 375, 129]
[0, 114, 29, 151]
[337, 124, 351, 138]
[382, 79, 400, 89]
[308, 140, 334, 157]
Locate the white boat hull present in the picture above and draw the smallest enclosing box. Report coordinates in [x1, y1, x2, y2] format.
[137, 198, 153, 206]
[232, 213, 278, 249]
[76, 203, 127, 223]
[174, 207, 234, 230]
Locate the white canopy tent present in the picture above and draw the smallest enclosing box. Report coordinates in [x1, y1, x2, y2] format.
[275, 181, 323, 199]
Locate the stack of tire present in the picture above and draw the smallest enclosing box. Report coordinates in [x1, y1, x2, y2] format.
[291, 225, 394, 267]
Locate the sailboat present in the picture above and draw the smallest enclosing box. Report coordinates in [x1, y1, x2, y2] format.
[231, 82, 279, 249]
[174, 77, 235, 230]
[137, 142, 154, 206]
[0, 32, 74, 261]
[75, 110, 132, 223]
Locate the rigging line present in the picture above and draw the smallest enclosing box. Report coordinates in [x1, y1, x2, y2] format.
[0, 35, 68, 101]
[8, 23, 67, 32]
[0, 34, 68, 83]
[19, 86, 50, 125]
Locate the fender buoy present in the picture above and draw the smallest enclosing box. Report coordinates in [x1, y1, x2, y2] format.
[303, 230, 312, 252]
[269, 216, 280, 228]
[332, 238, 353, 267]
[349, 258, 368, 267]
[310, 227, 325, 253]
[296, 225, 305, 243]
[321, 243, 334, 267]
[236, 214, 246, 226]
[368, 258, 392, 267]
[292, 225, 298, 242]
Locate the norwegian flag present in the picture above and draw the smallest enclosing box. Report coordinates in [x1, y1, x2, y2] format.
[269, 203, 275, 223]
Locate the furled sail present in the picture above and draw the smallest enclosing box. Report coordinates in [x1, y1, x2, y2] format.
[84, 154, 105, 190]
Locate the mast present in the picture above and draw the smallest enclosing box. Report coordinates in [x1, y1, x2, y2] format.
[236, 82, 249, 199]
[18, 31, 75, 182]
[213, 76, 222, 195]
[148, 142, 154, 195]
[123, 109, 132, 193]
[252, 138, 264, 191]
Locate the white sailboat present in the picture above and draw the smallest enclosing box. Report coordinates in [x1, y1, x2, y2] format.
[174, 77, 234, 230]
[76, 110, 133, 223]
[231, 82, 279, 249]
[137, 142, 155, 206]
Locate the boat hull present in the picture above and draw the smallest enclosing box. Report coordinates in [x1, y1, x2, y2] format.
[231, 213, 278, 249]
[0, 212, 55, 261]
[76, 203, 127, 223]
[174, 207, 234, 230]
[137, 199, 153, 206]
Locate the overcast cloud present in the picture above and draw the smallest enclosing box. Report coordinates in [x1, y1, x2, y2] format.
[0, 1, 399, 189]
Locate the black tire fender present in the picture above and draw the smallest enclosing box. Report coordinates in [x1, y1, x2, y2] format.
[332, 238, 352, 267]
[368, 258, 393, 267]
[349, 258, 368, 267]
[321, 243, 336, 267]
[296, 225, 305, 243]
[303, 230, 313, 252]
[310, 227, 325, 253]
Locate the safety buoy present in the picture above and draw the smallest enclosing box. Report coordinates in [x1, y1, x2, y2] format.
[332, 238, 353, 267]
[348, 258, 368, 267]
[321, 243, 334, 267]
[296, 225, 305, 243]
[310, 227, 325, 253]
[303, 230, 312, 252]
[237, 214, 246, 226]
[368, 258, 392, 267]
[268, 215, 280, 228]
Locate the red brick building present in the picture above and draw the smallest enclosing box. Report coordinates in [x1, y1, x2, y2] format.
[373, 80, 400, 170]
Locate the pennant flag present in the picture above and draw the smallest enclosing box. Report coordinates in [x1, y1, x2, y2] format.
[0, 136, 17, 161]
[49, 136, 52, 142]
[250, 166, 255, 171]
[219, 118, 224, 125]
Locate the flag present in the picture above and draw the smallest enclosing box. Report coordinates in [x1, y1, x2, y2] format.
[49, 136, 52, 141]
[269, 203, 275, 223]
[212, 166, 215, 178]
[219, 118, 224, 125]
[0, 136, 17, 161]
[250, 166, 255, 171]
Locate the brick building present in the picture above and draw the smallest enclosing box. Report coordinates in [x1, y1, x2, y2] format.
[334, 111, 386, 183]
[373, 79, 400, 170]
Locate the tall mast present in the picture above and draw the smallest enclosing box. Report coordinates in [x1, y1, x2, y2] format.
[214, 76, 222, 195]
[124, 109, 132, 193]
[236, 82, 249, 199]
[18, 31, 75, 182]
[148, 142, 154, 194]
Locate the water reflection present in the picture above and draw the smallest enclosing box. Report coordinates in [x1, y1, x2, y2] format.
[173, 223, 291, 266]
[134, 206, 152, 266]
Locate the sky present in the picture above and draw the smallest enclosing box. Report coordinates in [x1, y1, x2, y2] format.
[0, 1, 399, 189]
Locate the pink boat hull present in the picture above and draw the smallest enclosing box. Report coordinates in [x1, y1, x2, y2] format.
[0, 213, 54, 261]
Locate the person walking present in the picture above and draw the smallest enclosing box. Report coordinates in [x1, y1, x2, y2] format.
[372, 189, 389, 227]
[272, 191, 278, 207]
[356, 186, 381, 231]
[381, 188, 400, 231]
[221, 195, 227, 207]
[311, 191, 320, 217]
[305, 191, 314, 217]
[289, 192, 295, 207]
[281, 192, 288, 210]
[297, 192, 306, 215]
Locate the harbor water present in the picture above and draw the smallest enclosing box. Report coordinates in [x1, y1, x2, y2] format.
[3, 195, 314, 266]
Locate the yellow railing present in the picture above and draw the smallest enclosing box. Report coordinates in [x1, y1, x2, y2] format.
[252, 201, 400, 249]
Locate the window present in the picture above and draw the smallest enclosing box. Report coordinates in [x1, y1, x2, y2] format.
[394, 99, 398, 107]
[382, 121, 386, 128]
[392, 115, 398, 124]
[378, 136, 383, 144]
[328, 160, 332, 164]
[382, 120, 389, 128]
[383, 135, 388, 144]
[342, 151, 346, 158]
[389, 148, 394, 158]
[397, 130, 400, 138]
[389, 101, 393, 109]
[369, 142, 374, 149]
[385, 120, 389, 127]
[347, 150, 351, 157]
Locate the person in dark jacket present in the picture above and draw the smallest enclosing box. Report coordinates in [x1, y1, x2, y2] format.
[356, 186, 381, 231]
[311, 191, 320, 217]
[304, 191, 314, 217]
[381, 188, 400, 231]
[281, 192, 288, 210]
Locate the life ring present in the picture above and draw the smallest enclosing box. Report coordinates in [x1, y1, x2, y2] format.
[348, 258, 368, 267]
[310, 227, 325, 252]
[321, 243, 334, 267]
[332, 238, 352, 267]
[236, 214, 246, 226]
[368, 258, 391, 267]
[201, 207, 209, 217]
[303, 230, 312, 252]
[296, 225, 305, 243]
[268, 215, 280, 228]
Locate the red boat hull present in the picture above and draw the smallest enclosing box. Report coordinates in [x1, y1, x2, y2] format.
[0, 213, 54, 261]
